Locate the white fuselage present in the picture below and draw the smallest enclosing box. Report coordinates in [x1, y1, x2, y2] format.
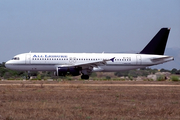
[5, 53, 174, 72]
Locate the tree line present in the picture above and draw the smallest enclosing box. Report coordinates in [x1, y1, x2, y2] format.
[114, 68, 180, 78]
[0, 62, 180, 80]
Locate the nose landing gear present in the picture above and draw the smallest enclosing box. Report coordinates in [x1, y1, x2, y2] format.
[26, 71, 31, 80]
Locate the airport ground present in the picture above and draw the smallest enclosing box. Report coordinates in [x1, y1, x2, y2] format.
[0, 80, 180, 120]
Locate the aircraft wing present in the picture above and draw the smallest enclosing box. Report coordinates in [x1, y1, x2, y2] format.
[58, 57, 115, 69]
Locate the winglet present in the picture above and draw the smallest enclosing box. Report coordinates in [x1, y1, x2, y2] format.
[110, 57, 115, 62]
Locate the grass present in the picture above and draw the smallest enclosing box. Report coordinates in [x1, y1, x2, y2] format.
[0, 81, 180, 119]
[171, 75, 180, 81]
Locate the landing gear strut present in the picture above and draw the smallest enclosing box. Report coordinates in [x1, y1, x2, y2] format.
[26, 71, 31, 80]
[81, 75, 89, 80]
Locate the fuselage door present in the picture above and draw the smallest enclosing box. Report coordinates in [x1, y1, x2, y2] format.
[136, 55, 142, 65]
[69, 57, 76, 64]
[25, 54, 31, 64]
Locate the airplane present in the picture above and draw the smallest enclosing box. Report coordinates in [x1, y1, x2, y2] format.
[5, 28, 174, 79]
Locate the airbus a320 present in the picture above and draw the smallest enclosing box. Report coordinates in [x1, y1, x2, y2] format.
[5, 28, 174, 79]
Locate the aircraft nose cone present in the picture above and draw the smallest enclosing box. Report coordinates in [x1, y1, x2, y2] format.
[5, 61, 12, 69]
[5, 61, 9, 68]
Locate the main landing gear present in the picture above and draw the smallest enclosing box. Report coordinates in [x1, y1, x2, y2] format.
[81, 75, 89, 79]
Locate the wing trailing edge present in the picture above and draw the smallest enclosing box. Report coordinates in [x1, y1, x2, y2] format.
[59, 57, 115, 69]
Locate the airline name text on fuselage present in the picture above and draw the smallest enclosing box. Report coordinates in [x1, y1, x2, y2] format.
[33, 55, 68, 58]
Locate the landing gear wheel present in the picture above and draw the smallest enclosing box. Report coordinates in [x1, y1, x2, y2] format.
[26, 75, 30, 80]
[81, 75, 89, 80]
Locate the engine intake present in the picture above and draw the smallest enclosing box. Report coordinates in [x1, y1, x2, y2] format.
[57, 67, 80, 76]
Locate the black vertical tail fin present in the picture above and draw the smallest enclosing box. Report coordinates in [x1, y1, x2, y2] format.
[140, 28, 170, 55]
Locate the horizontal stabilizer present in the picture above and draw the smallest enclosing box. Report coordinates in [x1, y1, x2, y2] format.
[151, 56, 174, 63]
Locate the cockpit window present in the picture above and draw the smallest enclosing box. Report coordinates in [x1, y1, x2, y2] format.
[12, 57, 20, 60]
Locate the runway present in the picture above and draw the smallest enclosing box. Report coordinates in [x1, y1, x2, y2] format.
[0, 83, 180, 87]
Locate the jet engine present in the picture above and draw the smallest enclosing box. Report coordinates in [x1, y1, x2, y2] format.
[56, 67, 81, 76]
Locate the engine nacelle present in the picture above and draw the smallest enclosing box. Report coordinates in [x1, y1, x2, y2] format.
[56, 67, 80, 76]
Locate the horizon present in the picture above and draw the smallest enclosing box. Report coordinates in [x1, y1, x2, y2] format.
[0, 1, 179, 70]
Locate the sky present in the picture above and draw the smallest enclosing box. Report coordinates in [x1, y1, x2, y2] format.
[0, 0, 180, 66]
